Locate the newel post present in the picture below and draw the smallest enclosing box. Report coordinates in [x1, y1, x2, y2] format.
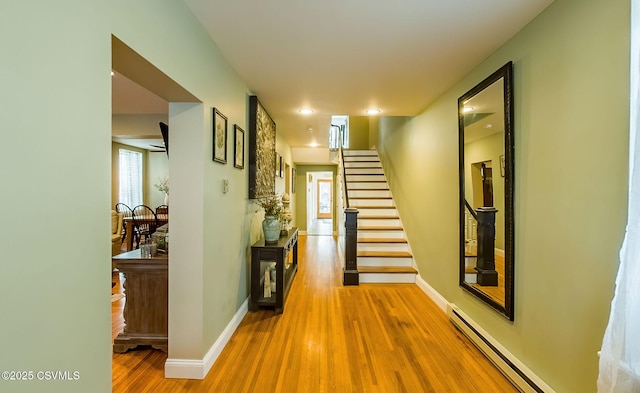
[343, 208, 359, 285]
[476, 207, 499, 286]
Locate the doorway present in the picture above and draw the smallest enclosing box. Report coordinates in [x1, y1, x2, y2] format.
[307, 171, 333, 235]
[471, 160, 494, 209]
[317, 179, 333, 219]
[111, 35, 202, 380]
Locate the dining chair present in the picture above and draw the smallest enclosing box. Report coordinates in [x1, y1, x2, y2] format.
[115, 203, 133, 244]
[132, 205, 157, 248]
[156, 205, 169, 227]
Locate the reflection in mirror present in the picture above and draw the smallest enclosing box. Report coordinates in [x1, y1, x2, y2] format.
[458, 62, 514, 320]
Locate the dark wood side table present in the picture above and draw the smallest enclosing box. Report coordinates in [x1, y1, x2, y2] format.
[112, 249, 168, 353]
[249, 227, 298, 314]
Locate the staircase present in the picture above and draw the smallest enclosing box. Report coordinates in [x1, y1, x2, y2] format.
[342, 149, 417, 283]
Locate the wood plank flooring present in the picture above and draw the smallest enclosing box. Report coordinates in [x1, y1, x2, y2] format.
[112, 235, 517, 393]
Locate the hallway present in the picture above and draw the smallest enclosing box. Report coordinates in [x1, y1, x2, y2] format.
[307, 218, 333, 236]
[112, 235, 517, 392]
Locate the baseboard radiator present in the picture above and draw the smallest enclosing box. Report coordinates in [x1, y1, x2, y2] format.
[447, 304, 556, 393]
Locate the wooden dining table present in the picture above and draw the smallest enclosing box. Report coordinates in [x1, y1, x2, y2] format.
[123, 215, 157, 251]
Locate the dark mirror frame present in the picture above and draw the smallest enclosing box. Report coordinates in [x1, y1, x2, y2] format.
[458, 61, 515, 320]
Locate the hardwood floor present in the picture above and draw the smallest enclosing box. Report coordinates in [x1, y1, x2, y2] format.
[112, 235, 517, 392]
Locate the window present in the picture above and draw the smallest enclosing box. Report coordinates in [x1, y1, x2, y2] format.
[329, 115, 349, 150]
[118, 149, 143, 207]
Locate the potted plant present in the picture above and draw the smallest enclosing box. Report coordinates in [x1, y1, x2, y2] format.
[257, 194, 283, 242]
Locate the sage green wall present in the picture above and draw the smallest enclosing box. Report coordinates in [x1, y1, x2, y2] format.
[348, 116, 370, 149]
[148, 151, 169, 208]
[1, 2, 113, 391]
[0, 1, 258, 391]
[369, 117, 380, 149]
[294, 165, 338, 232]
[375, 0, 629, 391]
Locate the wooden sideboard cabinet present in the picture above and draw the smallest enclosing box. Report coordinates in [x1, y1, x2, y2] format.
[112, 249, 168, 353]
[249, 228, 298, 314]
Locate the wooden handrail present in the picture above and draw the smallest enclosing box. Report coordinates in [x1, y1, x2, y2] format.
[465, 199, 477, 220]
[341, 147, 350, 208]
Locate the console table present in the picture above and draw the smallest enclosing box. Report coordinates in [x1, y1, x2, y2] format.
[250, 227, 298, 314]
[112, 249, 168, 353]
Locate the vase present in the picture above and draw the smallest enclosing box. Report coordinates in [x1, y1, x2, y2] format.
[262, 215, 281, 242]
[164, 193, 169, 205]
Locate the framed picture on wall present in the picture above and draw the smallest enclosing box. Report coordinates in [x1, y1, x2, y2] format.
[500, 154, 505, 177]
[213, 108, 228, 164]
[248, 96, 276, 198]
[275, 153, 281, 178]
[279, 156, 284, 178]
[234, 125, 244, 169]
[292, 168, 296, 193]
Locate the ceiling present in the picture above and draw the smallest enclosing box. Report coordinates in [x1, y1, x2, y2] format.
[112, 72, 168, 151]
[113, 0, 555, 149]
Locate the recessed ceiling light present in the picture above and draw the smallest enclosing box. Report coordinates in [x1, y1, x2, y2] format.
[365, 109, 380, 115]
[309, 142, 318, 147]
[307, 126, 313, 132]
[485, 124, 493, 128]
[299, 108, 313, 115]
[463, 107, 474, 113]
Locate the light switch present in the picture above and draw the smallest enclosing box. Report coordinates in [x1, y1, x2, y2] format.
[223, 179, 229, 193]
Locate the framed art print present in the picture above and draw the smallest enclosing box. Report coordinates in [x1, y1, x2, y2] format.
[213, 108, 228, 164]
[234, 124, 245, 169]
[248, 96, 276, 198]
[279, 156, 284, 178]
[292, 168, 296, 193]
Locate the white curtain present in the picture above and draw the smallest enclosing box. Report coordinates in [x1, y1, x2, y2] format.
[597, 1, 640, 391]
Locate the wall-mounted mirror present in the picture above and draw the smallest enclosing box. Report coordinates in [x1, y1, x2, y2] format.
[458, 62, 514, 320]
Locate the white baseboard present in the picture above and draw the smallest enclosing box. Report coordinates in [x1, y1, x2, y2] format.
[415, 275, 448, 312]
[447, 304, 556, 393]
[164, 298, 249, 379]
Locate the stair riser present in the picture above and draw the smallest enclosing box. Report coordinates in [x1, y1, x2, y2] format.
[345, 168, 384, 175]
[358, 243, 410, 252]
[357, 208, 398, 217]
[465, 273, 477, 284]
[343, 156, 381, 162]
[350, 200, 395, 207]
[349, 190, 391, 198]
[357, 256, 413, 267]
[343, 150, 378, 156]
[346, 175, 386, 182]
[358, 218, 401, 227]
[358, 230, 406, 239]
[344, 162, 382, 168]
[465, 256, 476, 267]
[359, 273, 416, 284]
[347, 182, 389, 190]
